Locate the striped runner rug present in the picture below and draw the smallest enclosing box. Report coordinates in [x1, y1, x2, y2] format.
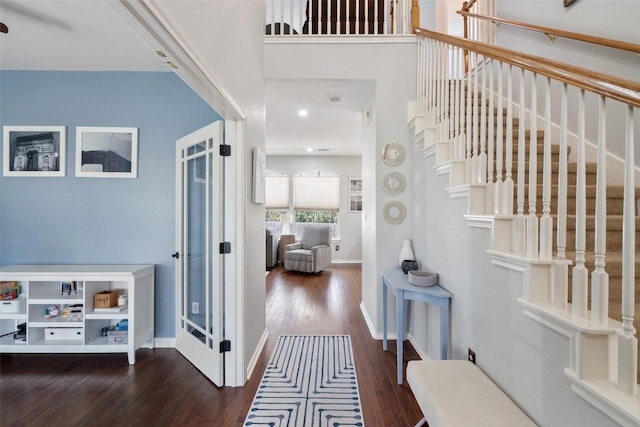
[243, 335, 364, 426]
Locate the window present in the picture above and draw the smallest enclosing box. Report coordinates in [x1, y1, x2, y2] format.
[293, 170, 340, 238]
[265, 170, 289, 233]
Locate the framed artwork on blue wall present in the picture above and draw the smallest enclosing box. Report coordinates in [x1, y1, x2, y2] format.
[75, 127, 138, 178]
[3, 126, 67, 177]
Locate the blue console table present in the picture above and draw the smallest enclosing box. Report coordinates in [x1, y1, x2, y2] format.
[382, 268, 453, 385]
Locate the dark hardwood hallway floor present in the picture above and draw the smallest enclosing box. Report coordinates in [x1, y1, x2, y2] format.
[0, 264, 423, 426]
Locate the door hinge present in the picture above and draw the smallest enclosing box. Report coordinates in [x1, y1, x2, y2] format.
[219, 242, 231, 254]
[219, 340, 231, 353]
[219, 144, 231, 157]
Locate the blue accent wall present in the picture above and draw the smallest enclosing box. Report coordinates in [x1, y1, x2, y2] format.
[0, 71, 222, 338]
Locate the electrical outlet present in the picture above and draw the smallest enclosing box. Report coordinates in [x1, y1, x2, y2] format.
[192, 302, 199, 314]
[468, 348, 476, 365]
[335, 245, 340, 251]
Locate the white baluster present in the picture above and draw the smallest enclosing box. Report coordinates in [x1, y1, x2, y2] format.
[465, 52, 473, 184]
[430, 39, 436, 127]
[617, 106, 637, 396]
[445, 46, 451, 145]
[572, 89, 588, 318]
[539, 77, 553, 261]
[471, 52, 479, 183]
[436, 41, 442, 137]
[458, 48, 465, 160]
[449, 47, 457, 162]
[374, 0, 378, 35]
[478, 55, 487, 185]
[485, 58, 495, 212]
[441, 42, 448, 141]
[553, 83, 569, 308]
[280, 0, 284, 34]
[526, 72, 539, 259]
[494, 61, 504, 214]
[591, 95, 608, 325]
[503, 65, 514, 216]
[299, 0, 304, 34]
[513, 68, 526, 256]
[289, 0, 294, 36]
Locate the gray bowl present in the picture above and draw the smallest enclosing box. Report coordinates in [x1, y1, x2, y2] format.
[408, 270, 438, 287]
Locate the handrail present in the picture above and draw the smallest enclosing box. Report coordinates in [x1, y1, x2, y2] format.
[414, 27, 640, 108]
[457, 11, 640, 55]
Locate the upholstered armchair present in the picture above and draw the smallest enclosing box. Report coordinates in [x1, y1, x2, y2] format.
[284, 224, 332, 273]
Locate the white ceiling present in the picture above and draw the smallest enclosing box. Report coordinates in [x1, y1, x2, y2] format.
[0, 0, 167, 71]
[266, 80, 374, 156]
[0, 1, 372, 156]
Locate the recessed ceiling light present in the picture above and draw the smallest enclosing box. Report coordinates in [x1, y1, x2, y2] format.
[306, 148, 313, 152]
[298, 110, 308, 117]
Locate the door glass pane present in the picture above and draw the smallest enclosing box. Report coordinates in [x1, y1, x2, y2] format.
[187, 154, 206, 342]
[208, 151, 215, 348]
[188, 142, 206, 156]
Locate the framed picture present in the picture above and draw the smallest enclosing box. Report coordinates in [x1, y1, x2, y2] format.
[75, 127, 138, 178]
[349, 194, 363, 212]
[252, 146, 266, 203]
[349, 175, 362, 192]
[3, 126, 66, 177]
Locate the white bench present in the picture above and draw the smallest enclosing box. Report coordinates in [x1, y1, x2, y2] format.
[407, 360, 537, 427]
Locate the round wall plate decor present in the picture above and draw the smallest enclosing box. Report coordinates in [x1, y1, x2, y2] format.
[382, 201, 407, 224]
[382, 172, 406, 195]
[381, 142, 405, 166]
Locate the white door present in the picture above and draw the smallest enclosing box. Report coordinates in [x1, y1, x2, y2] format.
[174, 121, 226, 386]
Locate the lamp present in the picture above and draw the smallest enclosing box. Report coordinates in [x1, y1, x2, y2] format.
[280, 213, 294, 235]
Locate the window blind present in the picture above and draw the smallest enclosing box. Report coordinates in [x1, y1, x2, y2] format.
[265, 176, 289, 209]
[293, 176, 340, 210]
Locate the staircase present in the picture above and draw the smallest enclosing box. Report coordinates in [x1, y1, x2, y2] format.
[500, 115, 640, 383]
[411, 26, 640, 425]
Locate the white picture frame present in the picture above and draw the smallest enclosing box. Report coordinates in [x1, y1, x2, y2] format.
[3, 126, 66, 177]
[75, 127, 138, 178]
[349, 194, 363, 212]
[349, 175, 362, 192]
[252, 146, 266, 203]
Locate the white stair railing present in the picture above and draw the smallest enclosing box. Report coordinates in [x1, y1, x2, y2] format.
[413, 27, 639, 401]
[266, 0, 411, 35]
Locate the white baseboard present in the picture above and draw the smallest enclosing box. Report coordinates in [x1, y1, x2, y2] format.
[246, 329, 269, 381]
[154, 337, 176, 348]
[332, 260, 363, 264]
[359, 301, 400, 341]
[407, 333, 430, 361]
[360, 301, 380, 339]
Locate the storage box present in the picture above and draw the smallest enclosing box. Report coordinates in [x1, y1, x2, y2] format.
[107, 328, 128, 344]
[107, 335, 128, 344]
[0, 294, 26, 313]
[44, 328, 84, 341]
[94, 290, 119, 308]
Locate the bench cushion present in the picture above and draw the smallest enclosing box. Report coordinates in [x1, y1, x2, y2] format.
[407, 360, 536, 427]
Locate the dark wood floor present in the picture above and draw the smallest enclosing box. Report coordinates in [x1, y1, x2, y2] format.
[0, 264, 423, 426]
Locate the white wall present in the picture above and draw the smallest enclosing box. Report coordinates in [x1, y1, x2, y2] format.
[494, 0, 640, 167]
[156, 0, 267, 379]
[265, 39, 417, 336]
[266, 155, 363, 262]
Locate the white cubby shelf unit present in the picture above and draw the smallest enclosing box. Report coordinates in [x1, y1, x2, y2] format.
[0, 265, 155, 364]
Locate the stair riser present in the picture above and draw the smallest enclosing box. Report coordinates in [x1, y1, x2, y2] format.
[560, 230, 640, 252]
[508, 172, 598, 186]
[565, 260, 640, 279]
[516, 198, 627, 215]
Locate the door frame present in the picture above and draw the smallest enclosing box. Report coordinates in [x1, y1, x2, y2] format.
[108, 0, 246, 387]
